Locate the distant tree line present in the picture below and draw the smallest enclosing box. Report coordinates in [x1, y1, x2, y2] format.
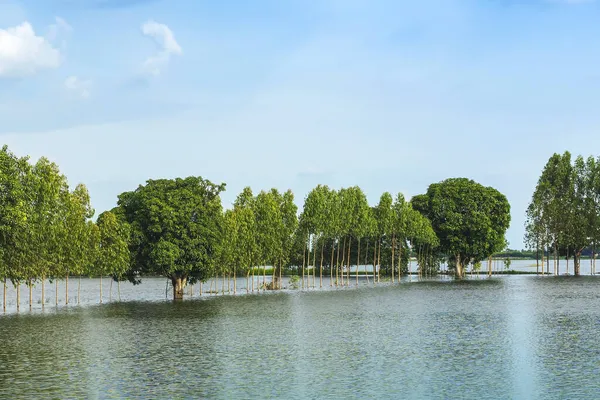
[0, 146, 511, 304]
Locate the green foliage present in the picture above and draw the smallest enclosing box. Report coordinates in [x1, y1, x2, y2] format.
[526, 152, 600, 274]
[115, 177, 225, 285]
[96, 211, 130, 281]
[414, 178, 511, 277]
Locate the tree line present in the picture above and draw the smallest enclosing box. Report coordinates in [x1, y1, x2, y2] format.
[0, 146, 512, 305]
[526, 151, 600, 276]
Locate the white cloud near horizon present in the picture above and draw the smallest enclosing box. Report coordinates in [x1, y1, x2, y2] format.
[65, 75, 92, 98]
[141, 20, 182, 76]
[0, 21, 62, 77]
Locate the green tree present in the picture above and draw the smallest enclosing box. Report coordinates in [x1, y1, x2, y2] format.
[414, 178, 511, 278]
[116, 177, 225, 300]
[0, 146, 31, 311]
[96, 211, 130, 302]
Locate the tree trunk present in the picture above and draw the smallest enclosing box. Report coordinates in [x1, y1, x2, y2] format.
[391, 234, 395, 283]
[455, 254, 464, 279]
[340, 237, 346, 286]
[346, 237, 352, 286]
[3, 278, 6, 313]
[307, 237, 311, 289]
[41, 275, 45, 309]
[279, 260, 282, 290]
[313, 243, 317, 289]
[302, 240, 306, 290]
[234, 266, 237, 294]
[223, 273, 226, 295]
[100, 276, 103, 304]
[541, 246, 545, 276]
[377, 238, 381, 283]
[29, 280, 32, 310]
[246, 271, 250, 294]
[320, 241, 324, 288]
[172, 276, 186, 300]
[78, 276, 81, 305]
[364, 239, 370, 284]
[574, 251, 581, 276]
[330, 242, 335, 287]
[252, 265, 255, 292]
[262, 266, 266, 292]
[536, 244, 540, 275]
[118, 281, 121, 301]
[356, 237, 361, 286]
[566, 248, 570, 275]
[336, 239, 341, 287]
[547, 246, 550, 275]
[398, 240, 402, 280]
[488, 256, 492, 277]
[65, 274, 69, 305]
[16, 283, 20, 312]
[372, 239, 377, 285]
[593, 243, 596, 275]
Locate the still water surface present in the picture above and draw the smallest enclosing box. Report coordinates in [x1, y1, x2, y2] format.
[1, 275, 599, 399]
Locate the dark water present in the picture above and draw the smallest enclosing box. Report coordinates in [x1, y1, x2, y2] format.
[1, 276, 600, 399]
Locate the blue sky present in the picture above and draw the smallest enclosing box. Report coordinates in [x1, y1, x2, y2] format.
[1, 0, 599, 249]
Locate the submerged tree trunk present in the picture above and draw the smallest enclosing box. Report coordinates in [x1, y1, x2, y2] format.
[340, 237, 346, 286]
[346, 237, 352, 286]
[541, 246, 545, 276]
[330, 243, 335, 287]
[307, 238, 311, 289]
[372, 239, 377, 285]
[313, 243, 317, 289]
[335, 239, 341, 287]
[320, 242, 324, 288]
[391, 234, 396, 284]
[364, 239, 370, 284]
[455, 254, 464, 279]
[302, 240, 307, 290]
[41, 275, 45, 309]
[172, 276, 186, 300]
[377, 238, 382, 283]
[356, 237, 361, 286]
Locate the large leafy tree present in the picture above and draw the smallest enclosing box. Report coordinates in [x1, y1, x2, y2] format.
[116, 177, 225, 300]
[414, 178, 510, 278]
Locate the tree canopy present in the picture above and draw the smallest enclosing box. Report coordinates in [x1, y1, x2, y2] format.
[412, 178, 510, 278]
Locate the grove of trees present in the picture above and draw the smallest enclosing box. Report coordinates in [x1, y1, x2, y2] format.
[0, 146, 513, 306]
[525, 151, 600, 276]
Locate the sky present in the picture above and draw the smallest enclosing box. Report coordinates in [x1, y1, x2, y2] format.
[1, 0, 600, 249]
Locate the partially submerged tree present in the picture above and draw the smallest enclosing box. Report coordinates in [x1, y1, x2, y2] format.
[413, 178, 510, 278]
[115, 177, 225, 300]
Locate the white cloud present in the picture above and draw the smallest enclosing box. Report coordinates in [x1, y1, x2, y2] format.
[0, 21, 62, 77]
[141, 20, 182, 76]
[65, 76, 92, 98]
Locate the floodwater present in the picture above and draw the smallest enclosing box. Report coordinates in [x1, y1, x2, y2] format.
[1, 271, 599, 398]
